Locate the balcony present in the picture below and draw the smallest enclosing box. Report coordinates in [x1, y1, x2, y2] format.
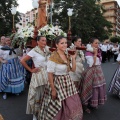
[103, 13, 117, 18]
[116, 26, 120, 31]
[104, 7, 117, 11]
[117, 19, 120, 23]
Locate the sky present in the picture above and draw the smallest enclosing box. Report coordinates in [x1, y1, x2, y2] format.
[17, 0, 120, 13]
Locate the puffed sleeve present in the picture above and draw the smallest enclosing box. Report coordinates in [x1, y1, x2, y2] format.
[85, 56, 94, 67]
[47, 60, 56, 73]
[27, 49, 35, 57]
[86, 45, 93, 52]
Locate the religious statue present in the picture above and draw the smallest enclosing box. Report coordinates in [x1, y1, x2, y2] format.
[37, 0, 51, 29]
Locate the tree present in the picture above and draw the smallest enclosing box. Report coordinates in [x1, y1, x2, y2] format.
[0, 0, 19, 36]
[110, 37, 120, 43]
[52, 0, 112, 43]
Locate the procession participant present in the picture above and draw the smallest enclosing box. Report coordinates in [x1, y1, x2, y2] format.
[21, 36, 50, 120]
[38, 36, 83, 120]
[101, 41, 108, 63]
[80, 38, 106, 113]
[0, 37, 25, 99]
[0, 36, 6, 48]
[112, 44, 119, 63]
[108, 51, 120, 97]
[69, 37, 85, 89]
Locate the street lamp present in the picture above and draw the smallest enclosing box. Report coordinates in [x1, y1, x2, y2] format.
[67, 8, 73, 30]
[67, 8, 73, 46]
[10, 5, 17, 33]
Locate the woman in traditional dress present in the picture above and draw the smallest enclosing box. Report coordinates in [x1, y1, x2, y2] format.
[0, 37, 25, 99]
[80, 38, 106, 113]
[69, 37, 85, 89]
[38, 36, 83, 120]
[108, 52, 120, 97]
[21, 36, 50, 120]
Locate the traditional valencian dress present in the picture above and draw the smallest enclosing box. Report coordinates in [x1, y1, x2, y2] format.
[38, 51, 83, 120]
[108, 53, 120, 97]
[80, 50, 107, 108]
[0, 46, 25, 94]
[69, 47, 85, 84]
[26, 46, 49, 116]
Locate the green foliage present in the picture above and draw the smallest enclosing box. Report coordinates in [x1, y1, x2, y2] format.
[52, 0, 112, 43]
[0, 0, 20, 36]
[110, 37, 120, 43]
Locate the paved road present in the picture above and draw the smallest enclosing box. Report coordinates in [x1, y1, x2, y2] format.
[0, 60, 120, 120]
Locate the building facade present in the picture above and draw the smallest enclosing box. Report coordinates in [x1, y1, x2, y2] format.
[100, 0, 120, 37]
[16, 9, 38, 29]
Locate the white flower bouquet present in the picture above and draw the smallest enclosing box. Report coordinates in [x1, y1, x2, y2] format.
[11, 24, 34, 47]
[38, 24, 67, 40]
[11, 24, 67, 48]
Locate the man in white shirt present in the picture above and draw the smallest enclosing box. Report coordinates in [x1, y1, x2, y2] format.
[101, 42, 108, 63]
[107, 42, 112, 62]
[112, 44, 119, 62]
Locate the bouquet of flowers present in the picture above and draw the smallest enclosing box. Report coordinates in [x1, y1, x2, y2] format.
[38, 24, 67, 40]
[11, 24, 67, 48]
[11, 24, 34, 47]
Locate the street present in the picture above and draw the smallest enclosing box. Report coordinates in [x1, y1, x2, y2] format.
[0, 60, 120, 120]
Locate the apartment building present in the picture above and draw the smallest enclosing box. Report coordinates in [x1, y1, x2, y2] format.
[100, 0, 120, 37]
[16, 9, 38, 29]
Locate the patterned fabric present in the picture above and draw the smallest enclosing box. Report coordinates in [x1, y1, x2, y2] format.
[33, 46, 48, 58]
[26, 68, 48, 115]
[85, 51, 102, 62]
[0, 57, 25, 93]
[38, 74, 81, 120]
[54, 94, 83, 120]
[69, 49, 84, 82]
[108, 65, 120, 97]
[80, 65, 106, 107]
[49, 51, 71, 71]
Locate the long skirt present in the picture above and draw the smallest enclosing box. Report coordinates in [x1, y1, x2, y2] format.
[38, 74, 83, 120]
[69, 62, 84, 90]
[108, 65, 120, 97]
[80, 65, 107, 107]
[26, 68, 48, 116]
[0, 57, 25, 93]
[69, 62, 84, 82]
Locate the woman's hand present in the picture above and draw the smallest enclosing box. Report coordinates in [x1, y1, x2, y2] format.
[31, 68, 40, 73]
[51, 89, 57, 100]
